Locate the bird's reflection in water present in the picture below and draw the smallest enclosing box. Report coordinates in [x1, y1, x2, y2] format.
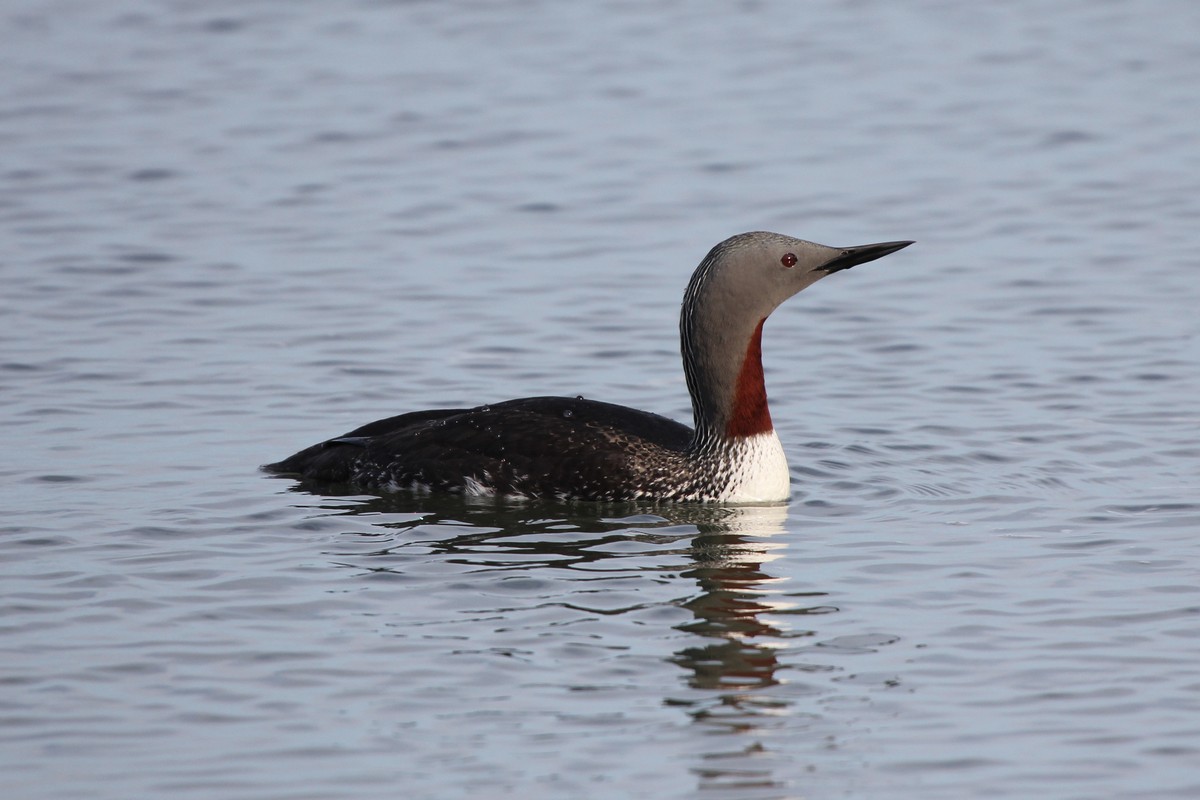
[284, 484, 837, 796]
[677, 518, 791, 692]
[665, 505, 839, 797]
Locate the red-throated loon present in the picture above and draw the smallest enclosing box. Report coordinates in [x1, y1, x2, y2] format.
[264, 232, 912, 502]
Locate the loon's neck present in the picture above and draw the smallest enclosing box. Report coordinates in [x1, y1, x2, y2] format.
[680, 267, 776, 452]
[679, 306, 789, 502]
[723, 317, 773, 439]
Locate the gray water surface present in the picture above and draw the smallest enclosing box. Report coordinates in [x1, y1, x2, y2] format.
[3, 2, 1199, 799]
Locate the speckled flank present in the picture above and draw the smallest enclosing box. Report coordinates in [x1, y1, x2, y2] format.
[333, 417, 788, 503]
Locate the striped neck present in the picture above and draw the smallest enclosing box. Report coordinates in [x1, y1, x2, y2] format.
[680, 251, 776, 452]
[680, 315, 789, 501]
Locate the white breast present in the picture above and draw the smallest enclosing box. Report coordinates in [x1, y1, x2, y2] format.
[716, 430, 791, 503]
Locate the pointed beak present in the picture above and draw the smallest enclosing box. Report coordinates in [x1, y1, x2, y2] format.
[818, 240, 914, 274]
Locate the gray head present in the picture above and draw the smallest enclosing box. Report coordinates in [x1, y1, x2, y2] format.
[680, 231, 913, 442]
[683, 232, 913, 324]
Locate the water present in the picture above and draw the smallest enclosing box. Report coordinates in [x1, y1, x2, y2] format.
[3, 1, 1199, 798]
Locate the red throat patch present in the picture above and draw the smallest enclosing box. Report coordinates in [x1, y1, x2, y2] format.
[725, 318, 773, 438]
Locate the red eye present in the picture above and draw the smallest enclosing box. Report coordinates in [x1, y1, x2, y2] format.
[781, 253, 797, 268]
